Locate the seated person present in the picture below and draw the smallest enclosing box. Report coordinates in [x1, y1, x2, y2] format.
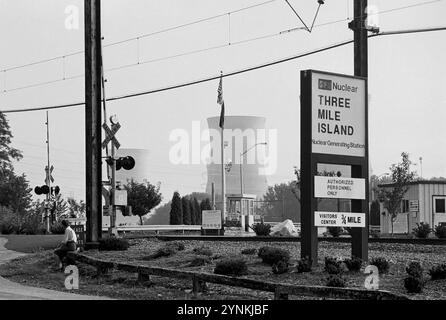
[54, 220, 78, 269]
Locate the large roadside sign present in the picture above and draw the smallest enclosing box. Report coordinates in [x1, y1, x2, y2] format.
[301, 69, 369, 265]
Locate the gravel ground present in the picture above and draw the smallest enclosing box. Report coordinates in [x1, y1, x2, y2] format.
[83, 238, 446, 300]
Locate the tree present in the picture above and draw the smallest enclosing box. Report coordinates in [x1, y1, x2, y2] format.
[376, 152, 416, 235]
[192, 197, 201, 225]
[50, 193, 69, 222]
[261, 182, 300, 222]
[0, 112, 22, 173]
[182, 197, 192, 225]
[200, 198, 212, 212]
[125, 179, 162, 225]
[0, 170, 32, 217]
[67, 198, 86, 218]
[170, 192, 183, 225]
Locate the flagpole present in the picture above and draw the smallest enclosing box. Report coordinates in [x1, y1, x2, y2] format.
[221, 123, 225, 235]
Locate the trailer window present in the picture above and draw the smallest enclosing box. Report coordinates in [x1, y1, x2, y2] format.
[435, 198, 445, 213]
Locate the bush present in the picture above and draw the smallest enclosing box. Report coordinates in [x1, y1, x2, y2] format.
[250, 223, 271, 236]
[428, 264, 446, 280]
[224, 220, 241, 228]
[327, 227, 343, 238]
[434, 225, 446, 239]
[326, 275, 346, 288]
[258, 246, 290, 265]
[214, 258, 248, 276]
[406, 261, 423, 278]
[272, 260, 289, 274]
[370, 229, 380, 238]
[50, 222, 66, 234]
[344, 257, 363, 272]
[324, 257, 343, 275]
[0, 221, 16, 234]
[370, 257, 390, 274]
[167, 241, 185, 251]
[98, 237, 129, 251]
[193, 246, 213, 256]
[412, 222, 432, 238]
[241, 248, 257, 255]
[188, 256, 212, 267]
[404, 276, 425, 293]
[296, 256, 312, 273]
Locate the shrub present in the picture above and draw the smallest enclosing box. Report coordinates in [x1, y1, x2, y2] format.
[98, 237, 129, 251]
[296, 256, 312, 273]
[241, 248, 257, 255]
[50, 222, 66, 235]
[326, 275, 346, 288]
[434, 225, 446, 239]
[224, 220, 241, 228]
[404, 276, 425, 293]
[406, 261, 423, 278]
[250, 223, 271, 236]
[428, 264, 446, 280]
[370, 257, 390, 274]
[370, 229, 380, 238]
[214, 258, 248, 276]
[167, 241, 185, 251]
[272, 260, 289, 274]
[258, 246, 290, 265]
[344, 257, 363, 272]
[412, 222, 432, 238]
[146, 246, 177, 259]
[327, 227, 343, 238]
[188, 256, 212, 267]
[193, 246, 213, 256]
[324, 257, 343, 275]
[0, 221, 16, 234]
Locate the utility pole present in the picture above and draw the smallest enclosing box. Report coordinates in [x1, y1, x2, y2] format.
[349, 0, 369, 261]
[45, 111, 51, 232]
[85, 0, 102, 248]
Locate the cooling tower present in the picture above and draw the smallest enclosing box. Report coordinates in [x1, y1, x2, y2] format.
[205, 116, 269, 200]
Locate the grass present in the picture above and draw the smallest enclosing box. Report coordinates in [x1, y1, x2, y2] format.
[1, 238, 446, 300]
[1, 235, 64, 253]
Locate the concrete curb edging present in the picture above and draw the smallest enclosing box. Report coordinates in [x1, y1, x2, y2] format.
[67, 252, 410, 300]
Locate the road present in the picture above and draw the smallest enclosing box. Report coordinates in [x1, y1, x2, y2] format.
[0, 237, 112, 300]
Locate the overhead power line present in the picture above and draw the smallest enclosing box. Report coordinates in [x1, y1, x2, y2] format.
[0, 0, 441, 74]
[1, 26, 445, 114]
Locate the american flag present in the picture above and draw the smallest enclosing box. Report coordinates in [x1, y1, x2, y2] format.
[217, 74, 225, 129]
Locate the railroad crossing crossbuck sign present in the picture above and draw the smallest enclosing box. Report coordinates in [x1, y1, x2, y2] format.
[102, 122, 121, 149]
[45, 165, 54, 184]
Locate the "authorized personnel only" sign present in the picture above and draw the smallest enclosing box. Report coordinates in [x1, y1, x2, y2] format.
[315, 211, 365, 227]
[314, 176, 365, 199]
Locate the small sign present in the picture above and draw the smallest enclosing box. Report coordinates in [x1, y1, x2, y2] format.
[314, 176, 365, 199]
[114, 189, 127, 206]
[315, 211, 365, 227]
[409, 200, 419, 212]
[202, 210, 222, 229]
[71, 224, 85, 248]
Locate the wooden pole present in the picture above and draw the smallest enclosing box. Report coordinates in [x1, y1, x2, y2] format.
[85, 0, 102, 248]
[350, 0, 369, 261]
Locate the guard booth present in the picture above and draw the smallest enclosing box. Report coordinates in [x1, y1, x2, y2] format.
[226, 194, 256, 232]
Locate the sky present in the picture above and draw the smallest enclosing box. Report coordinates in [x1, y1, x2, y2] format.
[0, 0, 445, 204]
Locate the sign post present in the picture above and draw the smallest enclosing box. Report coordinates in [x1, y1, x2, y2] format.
[300, 69, 369, 266]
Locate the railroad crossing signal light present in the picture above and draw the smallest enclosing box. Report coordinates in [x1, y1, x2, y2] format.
[34, 185, 50, 195]
[51, 186, 60, 196]
[116, 156, 135, 171]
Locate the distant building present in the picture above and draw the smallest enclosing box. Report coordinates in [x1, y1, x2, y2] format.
[378, 180, 446, 234]
[205, 116, 269, 200]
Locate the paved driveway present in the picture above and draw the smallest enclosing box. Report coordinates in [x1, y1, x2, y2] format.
[0, 237, 112, 300]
